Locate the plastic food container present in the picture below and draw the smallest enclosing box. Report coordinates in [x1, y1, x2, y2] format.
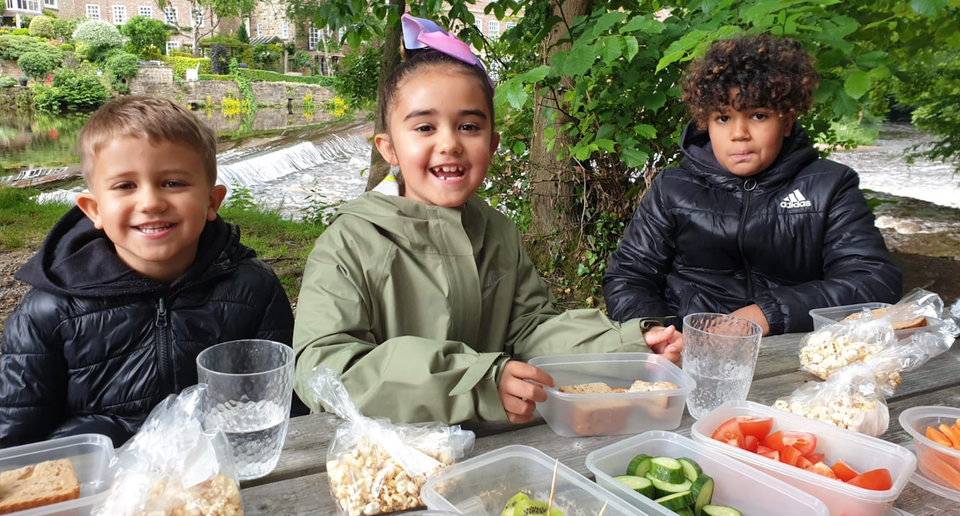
[808, 302, 945, 340]
[527, 353, 695, 437]
[898, 406, 960, 499]
[421, 444, 648, 516]
[690, 401, 916, 516]
[0, 433, 115, 516]
[585, 430, 829, 516]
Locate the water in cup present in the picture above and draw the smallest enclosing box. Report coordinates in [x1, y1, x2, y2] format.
[682, 313, 762, 420]
[206, 398, 288, 480]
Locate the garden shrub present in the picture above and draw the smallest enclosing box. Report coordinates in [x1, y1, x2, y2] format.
[121, 16, 168, 58]
[238, 68, 334, 86]
[167, 56, 211, 77]
[334, 45, 381, 106]
[30, 83, 61, 111]
[290, 49, 311, 71]
[59, 42, 74, 51]
[0, 76, 16, 88]
[209, 44, 229, 75]
[141, 45, 162, 61]
[236, 24, 248, 44]
[52, 17, 77, 42]
[11, 29, 30, 36]
[72, 20, 122, 50]
[106, 51, 139, 92]
[0, 35, 62, 63]
[32, 68, 109, 112]
[18, 51, 57, 79]
[28, 16, 55, 39]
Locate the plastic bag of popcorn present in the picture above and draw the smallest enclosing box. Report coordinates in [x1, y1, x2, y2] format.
[93, 385, 243, 516]
[799, 288, 948, 379]
[779, 327, 956, 436]
[305, 366, 475, 516]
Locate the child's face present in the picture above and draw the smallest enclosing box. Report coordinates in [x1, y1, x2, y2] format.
[374, 67, 499, 208]
[76, 136, 227, 283]
[707, 88, 797, 177]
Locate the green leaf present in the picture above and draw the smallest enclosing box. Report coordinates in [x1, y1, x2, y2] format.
[854, 51, 888, 68]
[564, 45, 596, 77]
[744, 1, 785, 24]
[574, 146, 591, 161]
[621, 148, 649, 168]
[592, 11, 627, 37]
[594, 138, 617, 152]
[620, 15, 664, 35]
[601, 36, 622, 64]
[843, 71, 872, 99]
[868, 65, 891, 81]
[503, 81, 527, 109]
[577, 263, 589, 276]
[597, 124, 616, 141]
[512, 141, 527, 155]
[644, 91, 667, 111]
[656, 50, 685, 73]
[911, 0, 948, 15]
[634, 124, 657, 139]
[622, 36, 639, 62]
[347, 30, 361, 50]
[518, 65, 551, 83]
[832, 91, 860, 117]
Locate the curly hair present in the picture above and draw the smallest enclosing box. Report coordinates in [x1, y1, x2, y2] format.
[681, 33, 819, 129]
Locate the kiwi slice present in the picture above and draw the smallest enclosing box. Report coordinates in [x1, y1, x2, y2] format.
[501, 492, 530, 516]
[514, 498, 566, 516]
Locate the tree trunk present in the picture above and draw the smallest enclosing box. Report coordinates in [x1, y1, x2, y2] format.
[528, 0, 592, 240]
[365, 0, 405, 191]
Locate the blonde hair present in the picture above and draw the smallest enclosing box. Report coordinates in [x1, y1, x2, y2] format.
[78, 96, 218, 186]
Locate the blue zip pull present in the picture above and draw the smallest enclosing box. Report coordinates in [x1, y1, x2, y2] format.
[155, 297, 168, 327]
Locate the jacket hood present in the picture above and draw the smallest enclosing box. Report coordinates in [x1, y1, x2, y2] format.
[679, 119, 819, 190]
[332, 191, 490, 241]
[15, 206, 252, 297]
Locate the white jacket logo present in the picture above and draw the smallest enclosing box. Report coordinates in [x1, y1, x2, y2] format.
[781, 189, 812, 208]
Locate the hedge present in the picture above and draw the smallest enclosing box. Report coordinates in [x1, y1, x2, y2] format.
[238, 68, 334, 86]
[168, 56, 211, 77]
[197, 74, 234, 81]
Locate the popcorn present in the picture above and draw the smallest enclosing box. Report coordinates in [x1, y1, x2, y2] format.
[327, 437, 454, 516]
[130, 473, 243, 516]
[799, 329, 885, 380]
[774, 389, 890, 436]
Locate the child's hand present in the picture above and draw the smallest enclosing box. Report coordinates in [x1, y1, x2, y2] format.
[644, 325, 683, 365]
[498, 361, 554, 424]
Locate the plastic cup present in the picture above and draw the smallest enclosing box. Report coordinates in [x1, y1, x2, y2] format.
[196, 339, 294, 481]
[681, 313, 762, 420]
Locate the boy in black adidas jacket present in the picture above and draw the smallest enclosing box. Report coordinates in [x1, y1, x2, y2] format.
[602, 34, 901, 336]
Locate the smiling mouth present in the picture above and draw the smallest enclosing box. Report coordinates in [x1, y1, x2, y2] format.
[135, 223, 174, 233]
[430, 165, 465, 181]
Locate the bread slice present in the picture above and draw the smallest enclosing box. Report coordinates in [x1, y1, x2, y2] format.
[0, 459, 81, 514]
[841, 306, 928, 330]
[558, 382, 615, 394]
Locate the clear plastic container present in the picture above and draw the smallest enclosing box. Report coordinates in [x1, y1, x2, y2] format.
[690, 400, 916, 516]
[808, 302, 944, 340]
[0, 434, 115, 516]
[585, 430, 829, 516]
[898, 406, 960, 498]
[421, 444, 648, 516]
[527, 353, 695, 437]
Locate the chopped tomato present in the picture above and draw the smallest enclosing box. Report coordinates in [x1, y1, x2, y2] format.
[780, 445, 802, 467]
[847, 469, 893, 491]
[763, 430, 785, 451]
[756, 445, 779, 461]
[781, 431, 817, 458]
[807, 461, 838, 480]
[712, 417, 746, 449]
[808, 453, 825, 464]
[736, 416, 773, 439]
[744, 435, 759, 453]
[795, 455, 813, 470]
[831, 460, 861, 482]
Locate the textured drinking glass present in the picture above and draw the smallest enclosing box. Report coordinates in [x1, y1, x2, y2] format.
[197, 339, 294, 481]
[681, 313, 762, 420]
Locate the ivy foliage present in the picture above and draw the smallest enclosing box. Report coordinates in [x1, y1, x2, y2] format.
[333, 45, 381, 107]
[209, 44, 231, 75]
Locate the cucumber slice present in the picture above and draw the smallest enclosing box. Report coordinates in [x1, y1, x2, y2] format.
[654, 491, 695, 511]
[613, 475, 655, 498]
[690, 474, 714, 516]
[649, 457, 686, 484]
[677, 509, 696, 516]
[678, 457, 703, 482]
[645, 473, 693, 493]
[627, 454, 653, 477]
[702, 505, 742, 516]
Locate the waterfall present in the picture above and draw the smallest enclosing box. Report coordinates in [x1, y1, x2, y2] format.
[217, 133, 371, 188]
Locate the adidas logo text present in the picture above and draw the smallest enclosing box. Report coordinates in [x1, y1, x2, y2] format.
[780, 188, 812, 209]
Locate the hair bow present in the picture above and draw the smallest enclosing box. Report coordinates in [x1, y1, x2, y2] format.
[400, 14, 494, 91]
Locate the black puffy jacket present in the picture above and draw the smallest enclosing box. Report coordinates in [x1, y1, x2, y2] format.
[602, 122, 902, 335]
[0, 207, 295, 448]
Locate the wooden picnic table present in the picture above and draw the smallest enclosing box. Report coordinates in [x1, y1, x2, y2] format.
[240, 333, 960, 515]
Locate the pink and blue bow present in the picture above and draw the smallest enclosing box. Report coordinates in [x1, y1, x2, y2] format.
[400, 14, 495, 91]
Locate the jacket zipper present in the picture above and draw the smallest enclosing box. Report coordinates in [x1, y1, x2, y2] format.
[155, 296, 173, 394]
[738, 179, 757, 302]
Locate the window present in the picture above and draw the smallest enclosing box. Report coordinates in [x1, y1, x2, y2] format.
[506, 22, 516, 31]
[282, 20, 289, 40]
[113, 5, 126, 25]
[194, 7, 204, 28]
[85, 4, 100, 20]
[308, 25, 320, 50]
[256, 23, 262, 38]
[139, 6, 152, 18]
[43, 0, 56, 8]
[5, 0, 40, 12]
[165, 41, 180, 54]
[164, 6, 178, 25]
[474, 18, 483, 34]
[488, 20, 500, 39]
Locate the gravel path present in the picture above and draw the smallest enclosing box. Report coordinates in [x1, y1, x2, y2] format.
[0, 249, 33, 338]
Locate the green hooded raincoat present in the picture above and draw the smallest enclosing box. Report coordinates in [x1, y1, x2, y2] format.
[293, 192, 653, 424]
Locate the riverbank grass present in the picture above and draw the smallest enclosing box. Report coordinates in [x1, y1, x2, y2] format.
[0, 186, 323, 300]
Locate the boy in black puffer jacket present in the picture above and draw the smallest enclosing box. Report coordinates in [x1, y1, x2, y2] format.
[603, 34, 901, 336]
[0, 96, 296, 448]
